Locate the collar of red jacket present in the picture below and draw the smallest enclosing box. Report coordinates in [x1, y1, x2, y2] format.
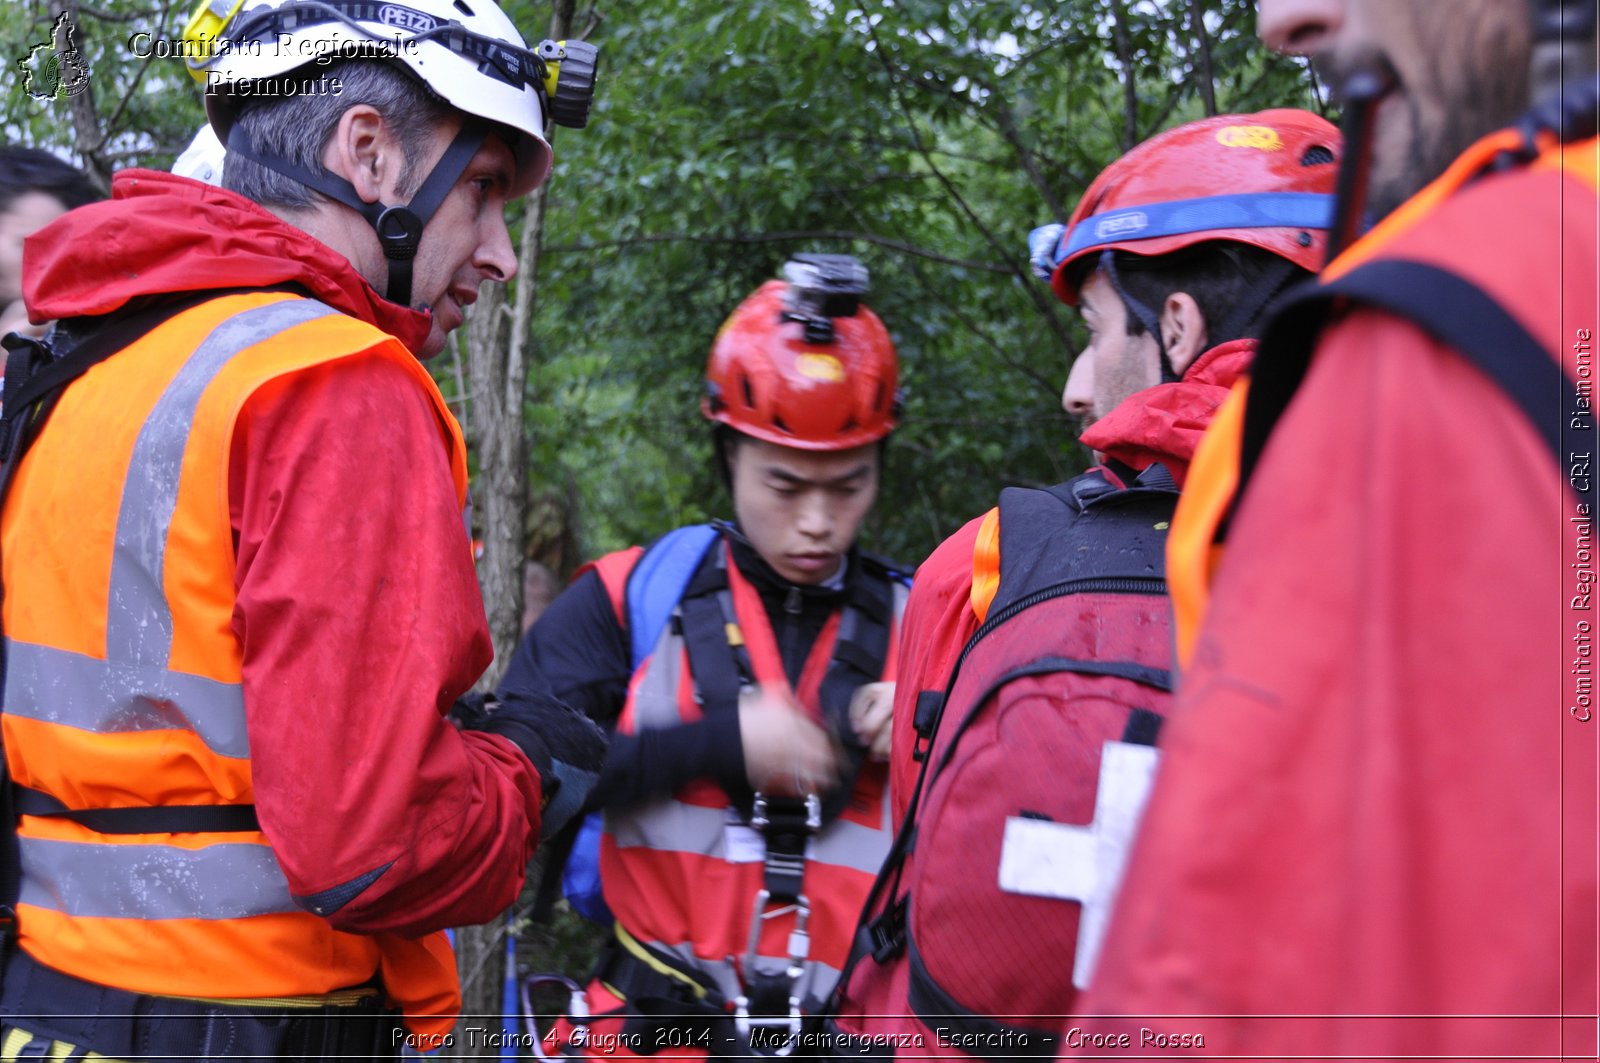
[1077, 337, 1255, 488]
[22, 170, 434, 353]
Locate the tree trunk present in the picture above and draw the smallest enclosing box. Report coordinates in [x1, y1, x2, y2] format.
[51, 0, 111, 190]
[1189, 0, 1218, 117]
[452, 0, 576, 1049]
[1109, 0, 1139, 152]
[451, 272, 520, 1052]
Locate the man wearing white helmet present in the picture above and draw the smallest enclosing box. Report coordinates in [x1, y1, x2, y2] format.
[0, 1, 601, 1058]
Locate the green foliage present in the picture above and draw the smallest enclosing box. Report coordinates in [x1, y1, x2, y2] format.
[531, 0, 1319, 565]
[2, 0, 1319, 567]
[3, 0, 1324, 1004]
[2, 0, 207, 181]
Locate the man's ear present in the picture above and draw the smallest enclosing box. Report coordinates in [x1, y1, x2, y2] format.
[322, 105, 396, 206]
[1159, 292, 1209, 378]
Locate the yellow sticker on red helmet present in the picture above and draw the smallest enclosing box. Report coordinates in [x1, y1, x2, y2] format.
[1215, 125, 1284, 152]
[796, 353, 845, 382]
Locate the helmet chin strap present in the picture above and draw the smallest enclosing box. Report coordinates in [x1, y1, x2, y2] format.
[226, 121, 491, 307]
[1099, 250, 1180, 384]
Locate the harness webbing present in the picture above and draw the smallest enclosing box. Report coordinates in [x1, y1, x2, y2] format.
[1241, 259, 1589, 512]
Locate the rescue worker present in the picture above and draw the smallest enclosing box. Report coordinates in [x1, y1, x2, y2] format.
[1074, 0, 1599, 1056]
[825, 110, 1341, 1054]
[496, 254, 908, 1058]
[0, 147, 99, 339]
[0, 0, 605, 1057]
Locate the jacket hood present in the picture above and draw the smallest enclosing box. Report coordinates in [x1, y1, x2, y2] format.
[23, 170, 434, 353]
[1078, 337, 1255, 487]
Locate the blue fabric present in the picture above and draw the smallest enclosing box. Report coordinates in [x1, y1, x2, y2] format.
[1057, 192, 1336, 262]
[626, 525, 720, 667]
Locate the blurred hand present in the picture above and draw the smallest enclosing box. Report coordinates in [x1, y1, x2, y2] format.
[848, 681, 896, 761]
[739, 684, 840, 797]
[460, 691, 608, 841]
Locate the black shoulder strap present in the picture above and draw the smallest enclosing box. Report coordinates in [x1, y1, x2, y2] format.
[676, 544, 749, 717]
[1243, 259, 1584, 505]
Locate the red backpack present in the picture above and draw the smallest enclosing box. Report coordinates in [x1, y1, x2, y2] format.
[827, 466, 1177, 1057]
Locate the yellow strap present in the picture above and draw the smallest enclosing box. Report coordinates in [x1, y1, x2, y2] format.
[161, 987, 380, 1009]
[613, 923, 711, 1001]
[2, 1026, 123, 1062]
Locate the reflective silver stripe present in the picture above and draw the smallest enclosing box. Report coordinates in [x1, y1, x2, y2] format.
[3, 639, 248, 759]
[632, 613, 689, 730]
[608, 799, 890, 878]
[107, 298, 335, 665]
[18, 835, 295, 920]
[640, 936, 845, 1006]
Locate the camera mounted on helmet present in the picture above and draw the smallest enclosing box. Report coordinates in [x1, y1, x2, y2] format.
[779, 254, 869, 344]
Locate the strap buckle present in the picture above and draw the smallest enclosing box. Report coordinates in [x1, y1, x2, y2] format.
[521, 973, 590, 1063]
[732, 994, 804, 1056]
[735, 889, 811, 1052]
[863, 895, 907, 964]
[749, 792, 821, 832]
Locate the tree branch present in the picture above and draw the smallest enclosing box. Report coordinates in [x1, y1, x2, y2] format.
[863, 19, 1076, 358]
[545, 229, 1012, 274]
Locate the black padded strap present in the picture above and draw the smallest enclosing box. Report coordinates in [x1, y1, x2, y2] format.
[754, 795, 815, 902]
[1243, 258, 1582, 506]
[679, 582, 746, 719]
[592, 938, 724, 1006]
[814, 567, 897, 819]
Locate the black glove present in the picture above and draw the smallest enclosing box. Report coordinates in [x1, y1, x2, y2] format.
[461, 691, 608, 841]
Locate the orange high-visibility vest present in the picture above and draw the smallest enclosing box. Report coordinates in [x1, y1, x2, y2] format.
[1169, 130, 1600, 666]
[0, 290, 469, 1035]
[595, 542, 905, 1008]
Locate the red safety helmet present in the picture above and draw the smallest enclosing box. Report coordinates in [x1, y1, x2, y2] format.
[703, 258, 900, 451]
[1051, 109, 1342, 305]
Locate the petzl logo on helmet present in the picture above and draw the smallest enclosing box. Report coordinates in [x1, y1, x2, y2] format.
[1094, 211, 1148, 240]
[796, 353, 845, 383]
[1216, 125, 1284, 151]
[379, 4, 438, 33]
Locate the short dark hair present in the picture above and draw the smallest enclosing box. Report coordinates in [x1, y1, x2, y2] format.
[0, 147, 100, 214]
[1102, 241, 1310, 346]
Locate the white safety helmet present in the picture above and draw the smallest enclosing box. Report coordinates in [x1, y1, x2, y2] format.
[190, 0, 596, 195]
[172, 124, 227, 186]
[181, 0, 596, 304]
